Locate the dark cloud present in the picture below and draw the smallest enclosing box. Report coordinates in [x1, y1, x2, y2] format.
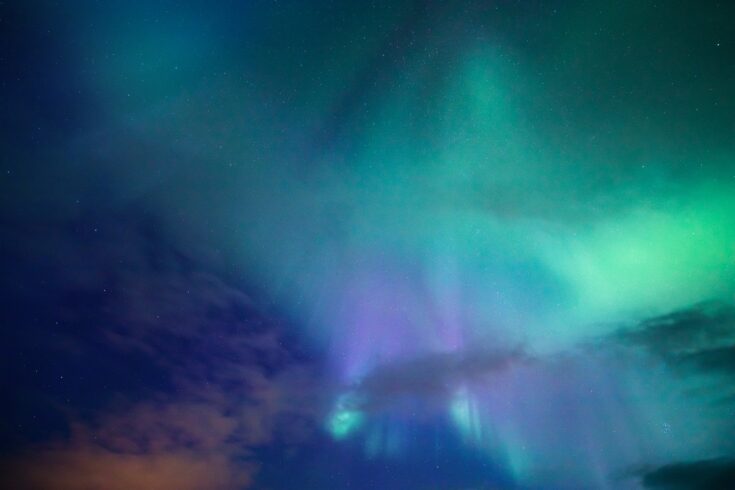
[349, 347, 527, 412]
[1, 397, 256, 490]
[615, 302, 735, 377]
[641, 458, 735, 490]
[0, 214, 321, 489]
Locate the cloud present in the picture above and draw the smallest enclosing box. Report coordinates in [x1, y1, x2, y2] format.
[348, 347, 528, 412]
[0, 215, 321, 489]
[641, 458, 735, 489]
[1, 399, 254, 490]
[614, 302, 735, 379]
[5, 450, 251, 490]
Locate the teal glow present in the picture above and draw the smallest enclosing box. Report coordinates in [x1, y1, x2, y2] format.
[327, 409, 364, 440]
[327, 394, 364, 440]
[450, 387, 482, 443]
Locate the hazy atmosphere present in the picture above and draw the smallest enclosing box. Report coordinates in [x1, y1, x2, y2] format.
[2, 1, 735, 488]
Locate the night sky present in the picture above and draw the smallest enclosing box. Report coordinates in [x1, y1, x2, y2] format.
[2, 1, 735, 489]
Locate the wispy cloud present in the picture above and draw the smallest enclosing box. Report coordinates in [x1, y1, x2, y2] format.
[344, 347, 528, 412]
[0, 216, 321, 489]
[640, 458, 735, 489]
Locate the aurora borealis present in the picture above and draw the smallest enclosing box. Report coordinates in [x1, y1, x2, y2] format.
[2, 1, 735, 488]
